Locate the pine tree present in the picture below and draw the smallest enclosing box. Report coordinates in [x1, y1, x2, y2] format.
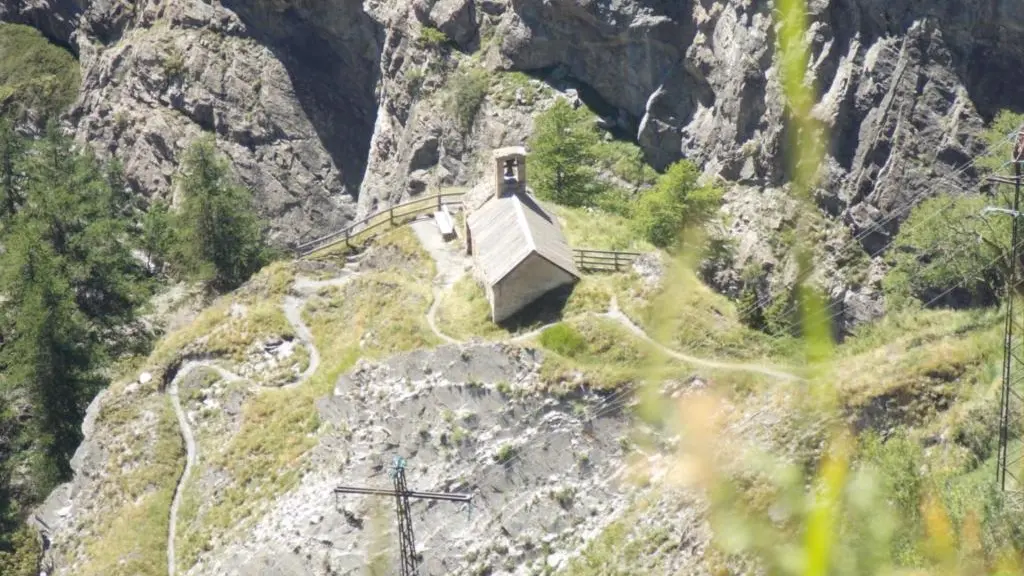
[528, 98, 601, 206]
[177, 137, 267, 290]
[141, 199, 173, 275]
[19, 124, 144, 329]
[0, 223, 99, 490]
[0, 118, 24, 221]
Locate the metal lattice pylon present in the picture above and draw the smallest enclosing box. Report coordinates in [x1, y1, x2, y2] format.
[390, 457, 420, 576]
[333, 454, 472, 576]
[996, 130, 1024, 505]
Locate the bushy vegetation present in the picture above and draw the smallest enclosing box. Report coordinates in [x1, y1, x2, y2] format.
[529, 99, 720, 249]
[538, 323, 587, 357]
[884, 110, 1024, 311]
[883, 194, 1004, 309]
[0, 23, 80, 122]
[417, 26, 450, 48]
[445, 67, 490, 132]
[633, 160, 722, 249]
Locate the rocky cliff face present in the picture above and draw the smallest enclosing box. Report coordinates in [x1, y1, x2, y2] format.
[354, 0, 1022, 330]
[3, 0, 1023, 296]
[2, 0, 383, 247]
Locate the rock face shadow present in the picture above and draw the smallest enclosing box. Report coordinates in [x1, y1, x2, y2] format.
[219, 0, 385, 195]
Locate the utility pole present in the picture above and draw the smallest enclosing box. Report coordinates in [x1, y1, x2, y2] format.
[987, 128, 1024, 499]
[334, 456, 472, 576]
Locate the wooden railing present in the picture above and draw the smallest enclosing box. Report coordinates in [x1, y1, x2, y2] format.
[573, 248, 643, 273]
[295, 192, 465, 257]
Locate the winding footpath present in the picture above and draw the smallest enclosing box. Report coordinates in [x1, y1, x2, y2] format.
[411, 219, 801, 382]
[164, 226, 799, 575]
[165, 267, 347, 576]
[602, 296, 802, 381]
[167, 364, 241, 576]
[413, 221, 469, 346]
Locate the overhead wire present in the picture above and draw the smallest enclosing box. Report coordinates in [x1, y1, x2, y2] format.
[669, 130, 1020, 353]
[720, 129, 1018, 329]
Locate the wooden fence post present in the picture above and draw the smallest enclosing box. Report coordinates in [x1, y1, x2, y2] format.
[613, 252, 619, 272]
[389, 206, 395, 225]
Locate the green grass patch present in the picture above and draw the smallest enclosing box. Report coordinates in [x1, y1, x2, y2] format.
[204, 298, 293, 362]
[0, 23, 80, 120]
[538, 323, 586, 357]
[492, 71, 551, 108]
[548, 203, 652, 251]
[626, 264, 797, 362]
[832, 306, 1003, 444]
[147, 262, 297, 376]
[79, 398, 184, 576]
[538, 316, 685, 392]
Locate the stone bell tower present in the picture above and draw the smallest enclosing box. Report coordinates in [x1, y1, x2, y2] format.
[492, 146, 527, 199]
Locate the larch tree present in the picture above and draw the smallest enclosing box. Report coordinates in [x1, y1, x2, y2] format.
[0, 223, 98, 491]
[0, 118, 24, 221]
[528, 98, 601, 207]
[634, 160, 722, 249]
[176, 137, 268, 291]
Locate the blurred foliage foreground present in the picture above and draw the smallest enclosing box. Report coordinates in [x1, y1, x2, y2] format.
[635, 1, 1024, 575]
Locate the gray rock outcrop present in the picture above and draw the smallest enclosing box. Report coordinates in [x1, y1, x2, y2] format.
[4, 0, 1024, 307]
[346, 0, 1024, 327]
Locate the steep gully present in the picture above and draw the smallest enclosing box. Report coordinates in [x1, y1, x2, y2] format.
[165, 224, 799, 575]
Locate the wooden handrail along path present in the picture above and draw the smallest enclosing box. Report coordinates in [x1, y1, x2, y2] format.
[294, 192, 648, 276]
[295, 192, 465, 258]
[573, 248, 643, 273]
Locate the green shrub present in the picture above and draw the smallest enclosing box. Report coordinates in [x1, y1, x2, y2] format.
[539, 323, 587, 357]
[418, 26, 450, 48]
[0, 525, 40, 576]
[494, 442, 517, 464]
[633, 160, 721, 249]
[883, 194, 1003, 310]
[445, 67, 490, 133]
[162, 48, 185, 80]
[860, 431, 926, 564]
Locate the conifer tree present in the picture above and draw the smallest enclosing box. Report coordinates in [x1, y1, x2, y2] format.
[0, 118, 23, 220]
[141, 199, 173, 275]
[19, 124, 144, 329]
[528, 98, 601, 207]
[177, 137, 267, 290]
[0, 223, 98, 489]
